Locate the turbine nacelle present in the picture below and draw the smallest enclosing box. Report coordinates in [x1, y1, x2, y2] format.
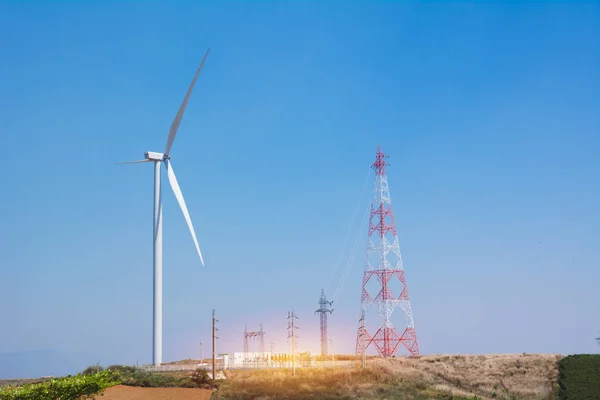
[145, 151, 168, 161]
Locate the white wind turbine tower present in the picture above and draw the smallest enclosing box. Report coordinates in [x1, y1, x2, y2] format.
[121, 49, 209, 365]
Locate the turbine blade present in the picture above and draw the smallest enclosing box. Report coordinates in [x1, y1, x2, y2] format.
[164, 48, 210, 156]
[117, 159, 152, 164]
[164, 159, 205, 265]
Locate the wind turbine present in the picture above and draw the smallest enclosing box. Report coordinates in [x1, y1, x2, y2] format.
[122, 49, 209, 365]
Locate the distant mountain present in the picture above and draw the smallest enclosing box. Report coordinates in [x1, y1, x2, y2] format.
[0, 349, 78, 379]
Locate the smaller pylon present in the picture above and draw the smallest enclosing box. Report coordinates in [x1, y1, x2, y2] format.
[356, 310, 370, 362]
[287, 311, 299, 376]
[315, 289, 333, 357]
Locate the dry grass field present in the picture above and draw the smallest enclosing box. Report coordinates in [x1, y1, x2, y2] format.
[378, 353, 560, 399]
[212, 353, 560, 400]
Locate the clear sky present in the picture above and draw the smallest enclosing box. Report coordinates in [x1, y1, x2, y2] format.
[1, 1, 599, 378]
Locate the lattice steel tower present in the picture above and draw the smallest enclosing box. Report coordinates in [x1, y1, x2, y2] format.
[315, 289, 333, 357]
[355, 146, 420, 357]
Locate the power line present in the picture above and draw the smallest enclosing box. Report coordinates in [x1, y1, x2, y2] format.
[325, 168, 372, 294]
[332, 202, 371, 304]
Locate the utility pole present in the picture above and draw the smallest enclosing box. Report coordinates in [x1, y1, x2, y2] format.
[200, 339, 204, 363]
[270, 342, 275, 363]
[212, 309, 219, 381]
[244, 326, 248, 363]
[259, 324, 265, 360]
[287, 311, 299, 376]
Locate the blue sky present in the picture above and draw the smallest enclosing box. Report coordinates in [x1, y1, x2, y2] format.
[1, 1, 598, 377]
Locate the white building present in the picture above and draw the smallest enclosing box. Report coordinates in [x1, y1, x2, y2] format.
[233, 351, 272, 366]
[198, 353, 230, 370]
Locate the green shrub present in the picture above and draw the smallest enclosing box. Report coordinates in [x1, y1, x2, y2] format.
[106, 365, 137, 374]
[0, 370, 119, 400]
[117, 369, 202, 388]
[558, 354, 600, 400]
[119, 370, 179, 387]
[81, 365, 104, 375]
[191, 368, 211, 386]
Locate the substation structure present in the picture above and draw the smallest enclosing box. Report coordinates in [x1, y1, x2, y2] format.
[244, 325, 267, 362]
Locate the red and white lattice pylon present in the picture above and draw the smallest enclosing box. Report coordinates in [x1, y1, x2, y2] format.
[356, 146, 420, 357]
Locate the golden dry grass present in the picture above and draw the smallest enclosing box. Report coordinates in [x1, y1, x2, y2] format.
[212, 353, 560, 400]
[373, 353, 561, 399]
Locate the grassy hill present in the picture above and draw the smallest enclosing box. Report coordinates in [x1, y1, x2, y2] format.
[213, 354, 560, 400]
[0, 353, 571, 400]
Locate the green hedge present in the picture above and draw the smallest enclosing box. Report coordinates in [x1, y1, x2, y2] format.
[0, 370, 119, 400]
[558, 354, 600, 400]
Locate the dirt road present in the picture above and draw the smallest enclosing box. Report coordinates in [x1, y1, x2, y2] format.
[101, 385, 212, 400]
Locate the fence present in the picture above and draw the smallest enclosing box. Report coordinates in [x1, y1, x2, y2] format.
[139, 364, 200, 373]
[233, 360, 356, 370]
[138, 359, 357, 373]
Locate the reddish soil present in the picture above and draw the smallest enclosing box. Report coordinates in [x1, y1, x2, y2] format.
[101, 385, 213, 400]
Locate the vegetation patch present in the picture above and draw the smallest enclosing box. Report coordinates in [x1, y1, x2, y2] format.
[0, 378, 52, 388]
[107, 365, 215, 389]
[558, 354, 600, 400]
[0, 370, 119, 400]
[0, 363, 215, 399]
